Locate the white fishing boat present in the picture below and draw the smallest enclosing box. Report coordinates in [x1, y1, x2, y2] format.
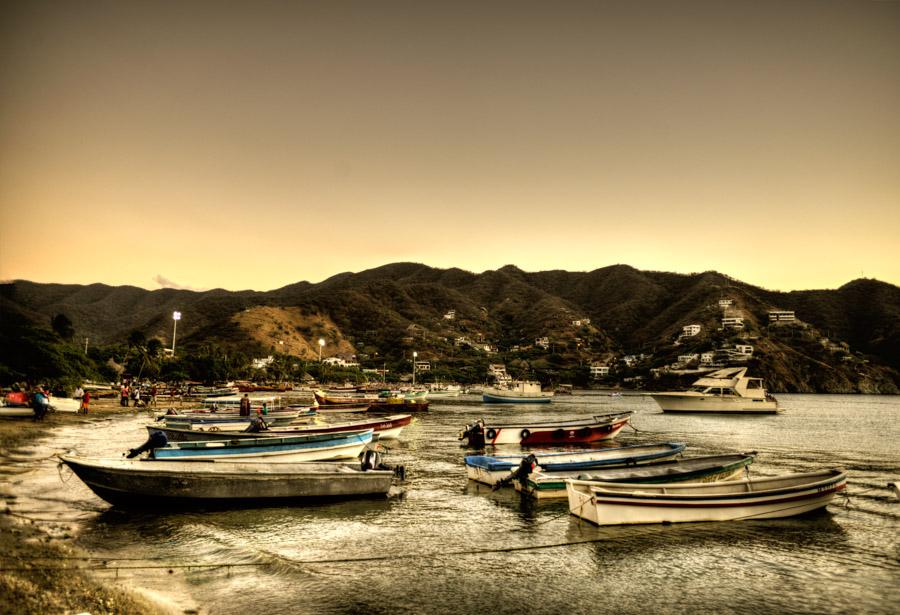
[483, 380, 554, 404]
[649, 367, 780, 414]
[566, 469, 846, 526]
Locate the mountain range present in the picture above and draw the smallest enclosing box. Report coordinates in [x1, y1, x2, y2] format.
[2, 263, 899, 393]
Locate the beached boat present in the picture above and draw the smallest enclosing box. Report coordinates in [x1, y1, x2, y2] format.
[649, 367, 780, 414]
[146, 429, 374, 462]
[518, 453, 755, 499]
[426, 384, 462, 399]
[483, 381, 554, 404]
[566, 469, 847, 526]
[465, 442, 686, 487]
[148, 414, 413, 442]
[458, 412, 633, 447]
[60, 456, 395, 508]
[158, 413, 299, 430]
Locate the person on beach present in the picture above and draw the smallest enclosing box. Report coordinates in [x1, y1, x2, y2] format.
[150, 384, 157, 406]
[239, 393, 251, 417]
[80, 390, 91, 414]
[261, 401, 269, 415]
[32, 387, 49, 421]
[74, 386, 84, 400]
[120, 384, 129, 407]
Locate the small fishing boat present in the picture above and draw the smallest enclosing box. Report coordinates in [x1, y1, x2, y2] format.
[367, 393, 429, 413]
[566, 469, 847, 526]
[146, 429, 374, 462]
[459, 412, 633, 446]
[148, 414, 413, 442]
[517, 454, 756, 499]
[465, 442, 686, 487]
[483, 381, 554, 404]
[313, 390, 375, 405]
[60, 456, 396, 508]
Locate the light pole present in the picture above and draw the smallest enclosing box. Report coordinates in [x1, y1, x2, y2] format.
[412, 351, 418, 387]
[171, 311, 181, 356]
[318, 338, 325, 362]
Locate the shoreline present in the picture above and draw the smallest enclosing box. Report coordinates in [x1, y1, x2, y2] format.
[0, 401, 179, 615]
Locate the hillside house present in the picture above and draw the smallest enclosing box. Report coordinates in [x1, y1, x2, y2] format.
[735, 345, 754, 356]
[572, 318, 591, 327]
[443, 310, 456, 320]
[678, 354, 700, 363]
[322, 356, 359, 368]
[488, 364, 512, 385]
[682, 324, 702, 337]
[719, 299, 733, 308]
[700, 352, 715, 365]
[454, 336, 470, 347]
[769, 310, 796, 323]
[590, 364, 610, 378]
[414, 361, 431, 372]
[252, 355, 275, 370]
[535, 337, 550, 350]
[721, 316, 745, 330]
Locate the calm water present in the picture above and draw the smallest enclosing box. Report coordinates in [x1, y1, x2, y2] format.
[5, 394, 899, 614]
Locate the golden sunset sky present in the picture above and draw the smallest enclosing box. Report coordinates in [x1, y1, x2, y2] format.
[1, 1, 898, 292]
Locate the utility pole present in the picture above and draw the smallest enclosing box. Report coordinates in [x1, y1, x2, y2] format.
[84, 337, 89, 355]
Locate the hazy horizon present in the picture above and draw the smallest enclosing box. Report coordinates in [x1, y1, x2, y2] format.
[2, 1, 898, 292]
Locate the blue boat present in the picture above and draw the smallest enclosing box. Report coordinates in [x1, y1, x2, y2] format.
[147, 429, 374, 462]
[465, 442, 687, 486]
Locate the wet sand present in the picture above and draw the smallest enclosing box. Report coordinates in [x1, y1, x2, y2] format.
[0, 399, 172, 615]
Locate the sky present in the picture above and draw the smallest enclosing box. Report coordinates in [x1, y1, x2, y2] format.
[1, 1, 898, 292]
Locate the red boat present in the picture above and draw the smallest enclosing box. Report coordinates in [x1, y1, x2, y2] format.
[459, 412, 633, 446]
[2, 391, 31, 407]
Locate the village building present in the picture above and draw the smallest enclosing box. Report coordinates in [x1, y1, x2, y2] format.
[590, 363, 610, 378]
[721, 316, 745, 330]
[682, 324, 702, 337]
[535, 336, 550, 350]
[769, 310, 796, 323]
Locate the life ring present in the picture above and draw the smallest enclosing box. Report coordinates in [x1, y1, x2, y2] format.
[520, 429, 531, 440]
[485, 428, 497, 440]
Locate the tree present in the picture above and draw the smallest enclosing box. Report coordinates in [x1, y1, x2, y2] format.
[51, 314, 75, 340]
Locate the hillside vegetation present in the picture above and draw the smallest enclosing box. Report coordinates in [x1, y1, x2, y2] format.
[1, 264, 898, 393]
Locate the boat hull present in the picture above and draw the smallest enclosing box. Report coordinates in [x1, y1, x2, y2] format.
[148, 414, 412, 442]
[465, 442, 686, 487]
[519, 454, 755, 499]
[651, 393, 779, 414]
[566, 469, 847, 525]
[150, 430, 373, 462]
[482, 392, 552, 404]
[61, 456, 393, 508]
[480, 413, 633, 445]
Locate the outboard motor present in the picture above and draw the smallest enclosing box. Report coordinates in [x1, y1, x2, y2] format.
[493, 453, 539, 491]
[243, 417, 269, 433]
[360, 449, 407, 481]
[362, 449, 382, 471]
[458, 420, 485, 448]
[126, 431, 168, 458]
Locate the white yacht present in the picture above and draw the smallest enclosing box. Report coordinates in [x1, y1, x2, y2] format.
[649, 367, 779, 414]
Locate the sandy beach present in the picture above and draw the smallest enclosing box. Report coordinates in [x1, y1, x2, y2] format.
[0, 399, 172, 615]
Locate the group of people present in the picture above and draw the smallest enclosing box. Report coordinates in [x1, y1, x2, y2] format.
[119, 383, 158, 408]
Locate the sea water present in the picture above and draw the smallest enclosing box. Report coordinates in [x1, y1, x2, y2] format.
[4, 394, 899, 614]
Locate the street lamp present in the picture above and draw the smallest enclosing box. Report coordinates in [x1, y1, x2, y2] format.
[413, 351, 418, 386]
[171, 311, 181, 356]
[318, 338, 325, 362]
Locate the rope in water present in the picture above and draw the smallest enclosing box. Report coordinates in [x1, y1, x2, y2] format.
[0, 534, 620, 573]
